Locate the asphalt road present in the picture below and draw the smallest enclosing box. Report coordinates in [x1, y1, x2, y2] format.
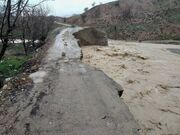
[0, 27, 140, 135]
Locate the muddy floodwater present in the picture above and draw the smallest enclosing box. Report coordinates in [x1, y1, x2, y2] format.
[82, 40, 180, 135]
[167, 48, 180, 55]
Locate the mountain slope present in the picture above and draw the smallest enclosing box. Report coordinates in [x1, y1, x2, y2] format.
[66, 0, 180, 40]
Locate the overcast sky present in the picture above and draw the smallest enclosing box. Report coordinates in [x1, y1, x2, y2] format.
[43, 0, 114, 17]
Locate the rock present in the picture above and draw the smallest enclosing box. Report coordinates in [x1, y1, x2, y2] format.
[5, 78, 11, 83]
[102, 115, 107, 119]
[96, 48, 103, 51]
[73, 27, 108, 46]
[2, 82, 12, 90]
[31, 65, 38, 71]
[2, 85, 8, 90]
[22, 78, 26, 81]
[62, 52, 66, 57]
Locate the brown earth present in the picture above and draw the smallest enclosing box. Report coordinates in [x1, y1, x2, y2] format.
[73, 27, 108, 46]
[64, 0, 180, 40]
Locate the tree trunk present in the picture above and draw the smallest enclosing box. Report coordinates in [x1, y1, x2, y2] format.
[23, 40, 27, 56]
[0, 41, 8, 60]
[22, 29, 28, 56]
[32, 39, 35, 50]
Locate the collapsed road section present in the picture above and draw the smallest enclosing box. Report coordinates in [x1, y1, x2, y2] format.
[0, 27, 140, 135]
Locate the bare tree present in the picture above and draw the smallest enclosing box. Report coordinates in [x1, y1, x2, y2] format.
[26, 5, 54, 49]
[0, 0, 29, 59]
[17, 4, 55, 54]
[0, 0, 50, 59]
[17, 8, 33, 55]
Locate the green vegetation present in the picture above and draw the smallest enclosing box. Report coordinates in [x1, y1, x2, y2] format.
[105, 23, 156, 33]
[0, 56, 31, 78]
[8, 43, 25, 54]
[125, 24, 146, 31]
[154, 0, 169, 8]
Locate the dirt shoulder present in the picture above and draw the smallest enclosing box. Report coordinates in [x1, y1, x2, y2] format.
[82, 40, 180, 135]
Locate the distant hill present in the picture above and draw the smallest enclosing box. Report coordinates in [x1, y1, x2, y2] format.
[65, 0, 180, 40]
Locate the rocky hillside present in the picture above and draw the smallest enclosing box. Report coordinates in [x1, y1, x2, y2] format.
[66, 0, 180, 40]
